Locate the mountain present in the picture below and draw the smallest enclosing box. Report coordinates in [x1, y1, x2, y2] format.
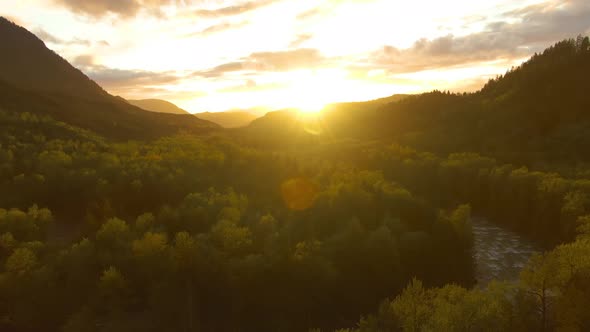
[362, 37, 590, 165]
[240, 94, 410, 145]
[195, 111, 259, 128]
[324, 94, 409, 112]
[0, 18, 107, 99]
[243, 37, 590, 166]
[127, 99, 190, 114]
[0, 17, 218, 140]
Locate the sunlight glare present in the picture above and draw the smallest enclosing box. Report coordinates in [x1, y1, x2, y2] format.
[285, 69, 348, 114]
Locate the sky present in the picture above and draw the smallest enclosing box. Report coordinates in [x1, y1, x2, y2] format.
[2, 0, 590, 113]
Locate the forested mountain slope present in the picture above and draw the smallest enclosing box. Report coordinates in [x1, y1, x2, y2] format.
[0, 17, 107, 99]
[367, 36, 590, 165]
[0, 17, 218, 140]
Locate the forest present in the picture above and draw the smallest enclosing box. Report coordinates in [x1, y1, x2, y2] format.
[1, 13, 590, 331]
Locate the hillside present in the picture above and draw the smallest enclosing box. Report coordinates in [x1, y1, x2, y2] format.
[239, 95, 410, 146]
[0, 17, 218, 140]
[367, 37, 590, 165]
[245, 94, 408, 133]
[323, 94, 409, 113]
[0, 17, 107, 99]
[196, 111, 259, 128]
[127, 99, 190, 115]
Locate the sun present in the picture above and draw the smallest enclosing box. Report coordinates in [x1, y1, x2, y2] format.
[283, 69, 349, 114]
[292, 98, 326, 114]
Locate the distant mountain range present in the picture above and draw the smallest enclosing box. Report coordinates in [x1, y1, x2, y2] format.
[127, 99, 190, 115]
[195, 111, 259, 128]
[323, 94, 409, 112]
[0, 17, 218, 140]
[127, 98, 260, 128]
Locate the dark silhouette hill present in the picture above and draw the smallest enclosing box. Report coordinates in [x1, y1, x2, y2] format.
[246, 109, 302, 134]
[361, 36, 590, 164]
[195, 111, 259, 128]
[127, 99, 190, 114]
[324, 94, 409, 113]
[0, 17, 218, 140]
[0, 18, 107, 99]
[246, 94, 409, 131]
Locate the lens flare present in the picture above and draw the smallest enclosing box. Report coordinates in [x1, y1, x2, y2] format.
[280, 177, 318, 211]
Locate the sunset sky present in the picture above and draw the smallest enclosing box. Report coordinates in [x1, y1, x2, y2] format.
[2, 0, 589, 112]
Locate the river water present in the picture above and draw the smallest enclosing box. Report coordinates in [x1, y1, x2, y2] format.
[472, 218, 540, 287]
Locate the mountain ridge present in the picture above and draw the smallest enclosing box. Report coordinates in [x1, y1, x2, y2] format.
[0, 17, 108, 99]
[0, 16, 219, 140]
[127, 99, 190, 115]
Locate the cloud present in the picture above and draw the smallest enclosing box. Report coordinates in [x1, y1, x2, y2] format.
[369, 34, 527, 74]
[53, 0, 276, 19]
[296, 7, 322, 20]
[194, 0, 275, 17]
[368, 0, 590, 74]
[118, 85, 207, 102]
[52, 0, 170, 18]
[219, 79, 286, 93]
[88, 67, 180, 87]
[73, 55, 96, 67]
[289, 34, 312, 48]
[500, 0, 590, 45]
[197, 62, 244, 78]
[295, 0, 374, 21]
[33, 28, 63, 44]
[247, 48, 325, 71]
[195, 48, 326, 77]
[191, 21, 249, 36]
[72, 55, 181, 89]
[54, 0, 140, 17]
[69, 54, 199, 100]
[34, 28, 91, 46]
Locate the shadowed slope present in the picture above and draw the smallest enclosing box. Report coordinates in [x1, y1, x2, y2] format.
[0, 17, 219, 140]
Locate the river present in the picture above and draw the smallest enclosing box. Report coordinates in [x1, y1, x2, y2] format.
[472, 218, 540, 287]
